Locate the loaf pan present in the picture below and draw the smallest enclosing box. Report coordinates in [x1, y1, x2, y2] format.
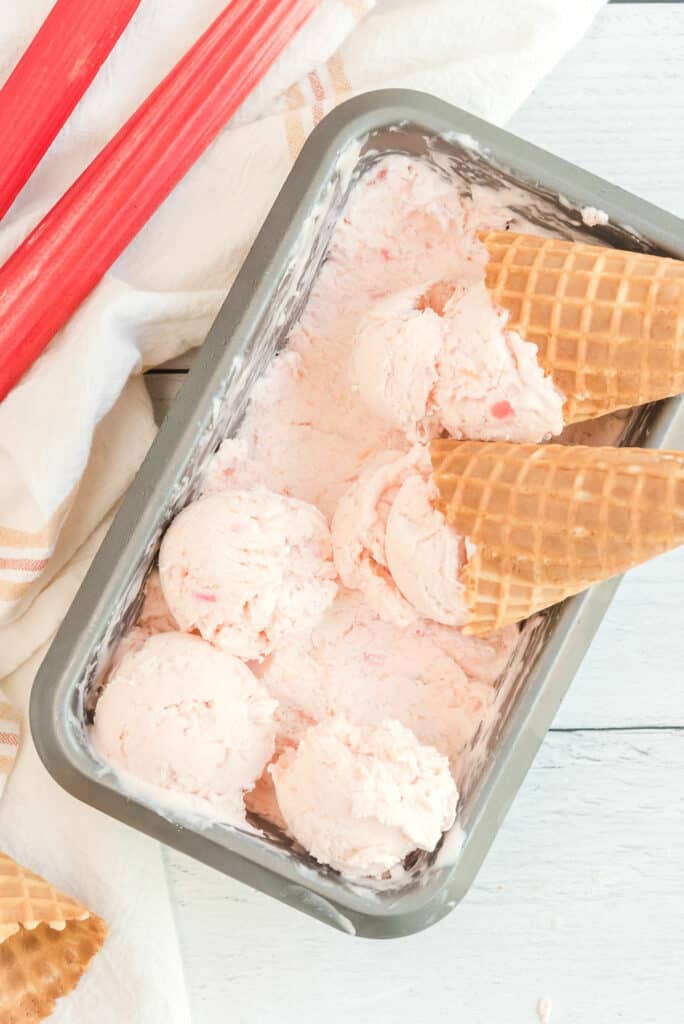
[30, 90, 684, 938]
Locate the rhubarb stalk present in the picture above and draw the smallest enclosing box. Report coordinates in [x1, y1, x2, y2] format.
[0, 0, 318, 401]
[0, 0, 142, 220]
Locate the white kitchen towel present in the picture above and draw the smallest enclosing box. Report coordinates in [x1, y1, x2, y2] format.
[0, 0, 605, 1018]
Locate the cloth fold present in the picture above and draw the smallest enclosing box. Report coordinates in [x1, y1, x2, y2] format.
[0, 0, 604, 1018]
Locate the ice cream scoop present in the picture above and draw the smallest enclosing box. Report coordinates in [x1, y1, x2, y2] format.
[331, 445, 469, 626]
[271, 715, 458, 878]
[351, 277, 564, 444]
[159, 487, 337, 659]
[90, 631, 277, 822]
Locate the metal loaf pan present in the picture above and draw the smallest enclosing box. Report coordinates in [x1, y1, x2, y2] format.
[30, 91, 684, 938]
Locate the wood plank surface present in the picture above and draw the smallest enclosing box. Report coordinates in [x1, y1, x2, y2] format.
[167, 730, 684, 1023]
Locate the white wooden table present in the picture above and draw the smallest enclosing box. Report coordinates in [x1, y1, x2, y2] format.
[147, 5, 684, 1021]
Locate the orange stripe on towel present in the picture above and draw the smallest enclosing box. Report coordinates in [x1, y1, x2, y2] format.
[286, 82, 306, 109]
[343, 0, 370, 19]
[0, 556, 48, 573]
[0, 577, 34, 601]
[308, 71, 325, 125]
[284, 82, 307, 159]
[327, 54, 352, 100]
[0, 491, 73, 549]
[0, 754, 18, 775]
[285, 111, 307, 160]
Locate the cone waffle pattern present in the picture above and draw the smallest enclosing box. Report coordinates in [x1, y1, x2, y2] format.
[430, 440, 684, 635]
[480, 230, 684, 424]
[0, 851, 106, 1022]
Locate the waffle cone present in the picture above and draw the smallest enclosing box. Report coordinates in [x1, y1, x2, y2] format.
[0, 850, 107, 1023]
[479, 230, 684, 423]
[430, 440, 684, 635]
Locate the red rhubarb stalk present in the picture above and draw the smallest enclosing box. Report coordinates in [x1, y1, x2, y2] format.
[0, 0, 142, 221]
[0, 0, 318, 401]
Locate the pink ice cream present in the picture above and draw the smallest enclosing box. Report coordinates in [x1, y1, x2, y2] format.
[108, 569, 177, 671]
[331, 445, 469, 627]
[350, 287, 444, 441]
[137, 569, 177, 633]
[221, 160, 496, 521]
[97, 156, 535, 877]
[271, 715, 457, 878]
[386, 471, 470, 627]
[159, 488, 337, 660]
[351, 276, 564, 444]
[201, 438, 265, 495]
[257, 589, 514, 782]
[91, 632, 277, 822]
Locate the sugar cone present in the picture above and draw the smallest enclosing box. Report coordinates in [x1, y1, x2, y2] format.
[479, 230, 684, 424]
[430, 439, 684, 635]
[0, 850, 107, 1023]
